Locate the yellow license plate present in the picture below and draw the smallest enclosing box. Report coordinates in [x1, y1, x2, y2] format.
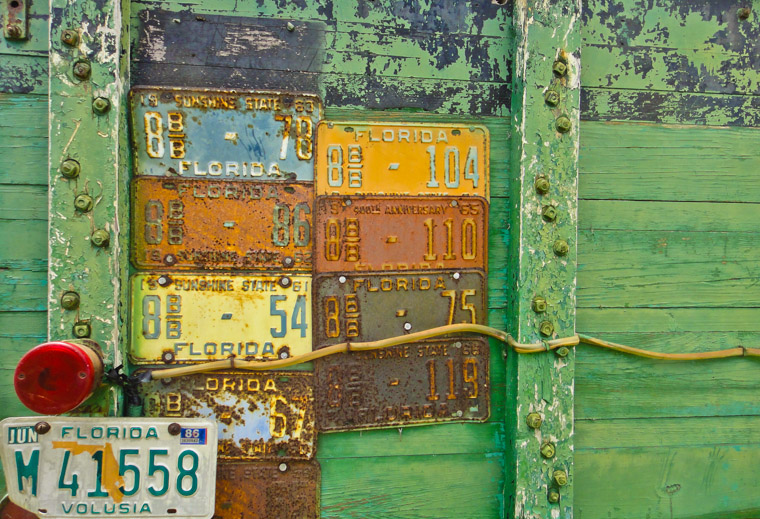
[315, 122, 489, 198]
[130, 274, 311, 364]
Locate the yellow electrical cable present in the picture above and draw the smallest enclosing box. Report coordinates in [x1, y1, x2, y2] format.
[147, 324, 758, 381]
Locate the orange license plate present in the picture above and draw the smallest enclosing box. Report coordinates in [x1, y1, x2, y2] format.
[315, 122, 488, 198]
[131, 178, 312, 270]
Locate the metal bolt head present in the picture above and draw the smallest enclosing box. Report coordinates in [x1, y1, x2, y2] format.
[34, 422, 51, 435]
[61, 291, 80, 310]
[556, 116, 572, 133]
[157, 275, 172, 287]
[61, 29, 79, 46]
[163, 254, 177, 266]
[539, 320, 555, 337]
[526, 412, 543, 430]
[553, 239, 569, 256]
[534, 176, 550, 195]
[552, 469, 568, 487]
[738, 7, 751, 19]
[531, 296, 547, 314]
[60, 159, 81, 179]
[542, 205, 557, 222]
[282, 256, 294, 267]
[544, 89, 560, 107]
[168, 423, 181, 435]
[73, 60, 91, 80]
[74, 194, 94, 213]
[92, 97, 111, 115]
[552, 60, 567, 76]
[6, 25, 22, 40]
[73, 321, 91, 338]
[286, 22, 295, 31]
[162, 351, 175, 364]
[547, 488, 560, 504]
[91, 229, 110, 248]
[540, 441, 556, 459]
[556, 346, 570, 358]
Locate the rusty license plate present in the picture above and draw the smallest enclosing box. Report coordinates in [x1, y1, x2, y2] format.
[313, 270, 486, 347]
[316, 338, 489, 431]
[315, 196, 487, 272]
[131, 178, 312, 270]
[138, 371, 315, 460]
[130, 87, 321, 181]
[315, 122, 488, 198]
[214, 461, 319, 519]
[129, 273, 311, 364]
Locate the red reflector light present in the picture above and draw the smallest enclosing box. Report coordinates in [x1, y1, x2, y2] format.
[14, 341, 103, 415]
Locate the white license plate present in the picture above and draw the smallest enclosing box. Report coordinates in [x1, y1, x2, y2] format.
[0, 417, 218, 518]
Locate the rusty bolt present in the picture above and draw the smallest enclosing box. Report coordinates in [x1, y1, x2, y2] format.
[547, 488, 560, 504]
[91, 229, 110, 248]
[60, 159, 81, 179]
[738, 7, 751, 19]
[73, 60, 91, 80]
[534, 176, 550, 195]
[74, 194, 94, 212]
[168, 423, 181, 435]
[531, 296, 547, 314]
[162, 351, 175, 364]
[61, 291, 80, 310]
[34, 422, 51, 435]
[61, 29, 79, 46]
[164, 254, 177, 266]
[92, 97, 111, 115]
[539, 320, 555, 337]
[556, 346, 570, 358]
[6, 25, 22, 40]
[553, 239, 569, 256]
[552, 60, 567, 76]
[552, 469, 568, 487]
[157, 275, 172, 287]
[544, 89, 560, 107]
[542, 205, 557, 222]
[556, 116, 572, 133]
[73, 321, 91, 338]
[526, 412, 543, 430]
[278, 276, 292, 288]
[540, 441, 556, 459]
[282, 256, 294, 268]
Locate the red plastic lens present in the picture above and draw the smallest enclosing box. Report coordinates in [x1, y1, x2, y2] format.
[14, 341, 102, 415]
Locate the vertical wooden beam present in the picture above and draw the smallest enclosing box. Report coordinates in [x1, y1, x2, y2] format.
[508, 1, 580, 517]
[48, 0, 129, 414]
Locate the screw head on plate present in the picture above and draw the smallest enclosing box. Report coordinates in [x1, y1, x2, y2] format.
[540, 441, 556, 459]
[34, 421, 51, 435]
[539, 320, 555, 337]
[73, 321, 91, 338]
[73, 60, 91, 80]
[60, 159, 81, 179]
[92, 97, 111, 115]
[552, 60, 567, 77]
[526, 412, 542, 429]
[61, 29, 79, 46]
[61, 291, 80, 310]
[552, 469, 568, 487]
[74, 194, 94, 212]
[91, 229, 110, 248]
[534, 176, 550, 195]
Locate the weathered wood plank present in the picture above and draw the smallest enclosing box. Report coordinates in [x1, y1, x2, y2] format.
[578, 307, 760, 333]
[0, 220, 47, 270]
[0, 271, 46, 312]
[0, 185, 47, 220]
[0, 55, 48, 95]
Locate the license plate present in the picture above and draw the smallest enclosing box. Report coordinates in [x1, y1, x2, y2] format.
[131, 178, 312, 270]
[138, 371, 315, 460]
[0, 417, 217, 519]
[316, 338, 489, 430]
[313, 270, 486, 346]
[130, 87, 321, 181]
[315, 122, 489, 198]
[214, 461, 320, 519]
[129, 273, 312, 364]
[315, 196, 488, 272]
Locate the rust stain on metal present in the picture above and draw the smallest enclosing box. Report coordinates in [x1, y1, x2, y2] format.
[316, 338, 489, 431]
[138, 370, 316, 460]
[131, 178, 312, 270]
[314, 270, 486, 347]
[315, 196, 488, 272]
[213, 461, 320, 519]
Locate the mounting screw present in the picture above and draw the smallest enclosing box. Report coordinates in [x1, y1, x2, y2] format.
[73, 321, 91, 338]
[5, 25, 22, 40]
[163, 254, 177, 266]
[738, 7, 751, 19]
[534, 176, 550, 195]
[74, 194, 94, 213]
[556, 346, 570, 358]
[553, 239, 569, 256]
[282, 256, 294, 268]
[542, 205, 557, 222]
[73, 60, 91, 80]
[91, 229, 110, 248]
[168, 423, 181, 435]
[526, 412, 543, 430]
[552, 469, 568, 487]
[61, 291, 80, 310]
[531, 296, 547, 314]
[34, 422, 51, 435]
[547, 488, 560, 504]
[552, 60, 567, 77]
[539, 320, 555, 337]
[278, 276, 292, 288]
[556, 116, 572, 133]
[540, 441, 556, 459]
[157, 275, 172, 287]
[544, 89, 560, 107]
[286, 22, 295, 31]
[61, 29, 79, 46]
[162, 351, 175, 364]
[60, 159, 81, 179]
[92, 97, 111, 115]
